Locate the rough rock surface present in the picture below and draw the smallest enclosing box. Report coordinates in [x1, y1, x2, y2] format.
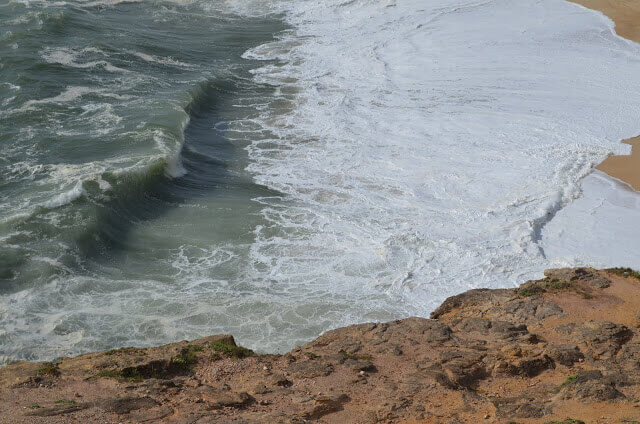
[3, 267, 640, 423]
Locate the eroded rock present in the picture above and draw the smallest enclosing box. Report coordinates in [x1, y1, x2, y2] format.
[2, 267, 640, 423]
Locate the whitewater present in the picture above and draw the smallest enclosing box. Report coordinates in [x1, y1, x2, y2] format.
[1, 0, 640, 364]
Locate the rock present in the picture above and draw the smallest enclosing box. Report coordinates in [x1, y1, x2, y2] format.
[99, 396, 160, 414]
[269, 373, 293, 387]
[617, 341, 640, 369]
[488, 321, 529, 340]
[493, 355, 554, 377]
[252, 383, 271, 395]
[286, 361, 334, 378]
[433, 350, 487, 389]
[557, 371, 625, 402]
[54, 334, 240, 382]
[431, 289, 515, 320]
[195, 386, 253, 409]
[432, 287, 563, 325]
[544, 267, 611, 288]
[556, 321, 633, 357]
[127, 405, 174, 422]
[398, 317, 454, 343]
[300, 393, 350, 420]
[343, 358, 376, 372]
[491, 398, 548, 418]
[25, 403, 89, 416]
[4, 267, 640, 423]
[454, 318, 492, 333]
[546, 344, 585, 366]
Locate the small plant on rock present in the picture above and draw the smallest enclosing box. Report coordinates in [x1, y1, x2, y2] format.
[171, 345, 204, 370]
[607, 267, 640, 281]
[36, 363, 60, 377]
[207, 341, 253, 359]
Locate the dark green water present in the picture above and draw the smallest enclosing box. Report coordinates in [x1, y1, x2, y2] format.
[0, 0, 425, 366]
[0, 0, 293, 363]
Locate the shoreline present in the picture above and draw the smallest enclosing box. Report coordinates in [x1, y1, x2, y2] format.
[3, 267, 640, 422]
[570, 0, 640, 190]
[597, 135, 640, 190]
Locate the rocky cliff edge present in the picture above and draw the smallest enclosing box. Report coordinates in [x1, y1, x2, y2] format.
[3, 267, 640, 423]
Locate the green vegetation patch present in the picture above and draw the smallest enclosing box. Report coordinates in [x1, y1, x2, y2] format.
[549, 374, 581, 394]
[27, 405, 42, 409]
[171, 345, 205, 369]
[607, 267, 640, 281]
[517, 288, 540, 297]
[207, 341, 253, 359]
[515, 281, 546, 297]
[544, 420, 585, 424]
[96, 369, 120, 379]
[96, 367, 142, 382]
[118, 367, 143, 381]
[548, 280, 571, 290]
[560, 374, 580, 387]
[55, 399, 77, 405]
[104, 347, 146, 356]
[516, 276, 584, 298]
[36, 363, 60, 377]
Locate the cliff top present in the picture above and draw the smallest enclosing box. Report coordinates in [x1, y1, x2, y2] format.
[3, 267, 640, 423]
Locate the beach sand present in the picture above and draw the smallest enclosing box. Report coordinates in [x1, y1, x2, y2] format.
[597, 135, 640, 190]
[572, 0, 640, 41]
[570, 0, 640, 190]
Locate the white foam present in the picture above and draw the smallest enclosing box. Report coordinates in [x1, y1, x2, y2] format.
[243, 0, 640, 314]
[42, 181, 84, 208]
[542, 172, 640, 266]
[41, 47, 127, 73]
[128, 51, 193, 69]
[2, 82, 20, 91]
[15, 86, 131, 113]
[82, 0, 195, 7]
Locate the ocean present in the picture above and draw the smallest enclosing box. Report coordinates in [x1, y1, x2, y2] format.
[1, 0, 640, 364]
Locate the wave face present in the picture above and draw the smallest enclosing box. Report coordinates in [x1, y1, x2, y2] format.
[0, 0, 288, 363]
[2, 0, 640, 363]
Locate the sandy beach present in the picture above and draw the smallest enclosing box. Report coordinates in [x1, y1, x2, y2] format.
[571, 0, 640, 41]
[597, 135, 640, 190]
[570, 0, 640, 190]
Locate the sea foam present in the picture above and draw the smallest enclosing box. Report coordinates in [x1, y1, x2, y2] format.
[3, 0, 640, 363]
[243, 0, 640, 314]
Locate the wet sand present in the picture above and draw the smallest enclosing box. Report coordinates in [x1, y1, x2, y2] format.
[597, 135, 640, 190]
[571, 0, 640, 41]
[570, 0, 640, 190]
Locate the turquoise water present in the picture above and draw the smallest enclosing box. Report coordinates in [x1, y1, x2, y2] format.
[0, 0, 304, 362]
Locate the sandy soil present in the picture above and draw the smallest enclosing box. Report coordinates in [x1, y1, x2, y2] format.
[570, 0, 640, 190]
